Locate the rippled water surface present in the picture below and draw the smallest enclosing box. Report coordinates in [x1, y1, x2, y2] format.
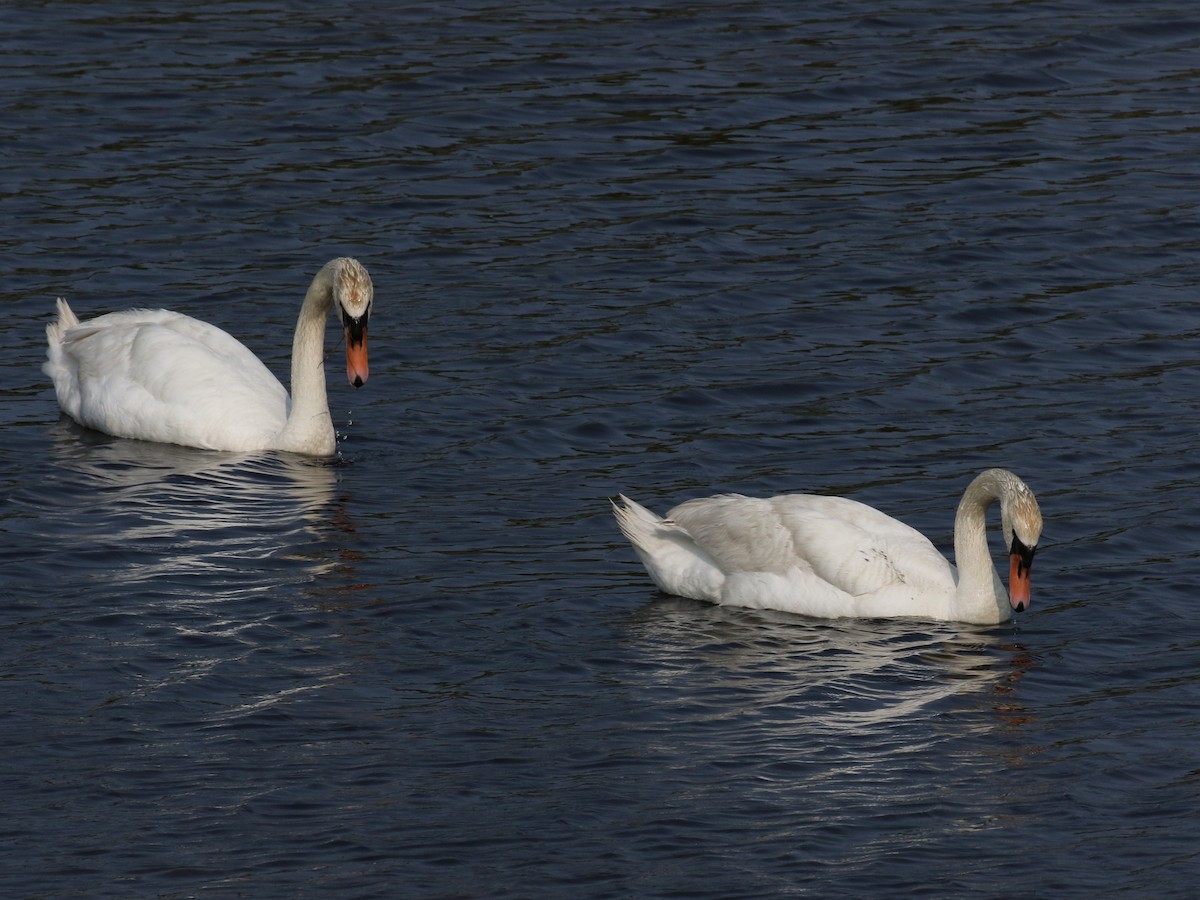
[4, 1, 1200, 895]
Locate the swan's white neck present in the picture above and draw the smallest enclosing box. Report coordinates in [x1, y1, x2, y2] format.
[277, 260, 341, 456]
[952, 468, 1012, 623]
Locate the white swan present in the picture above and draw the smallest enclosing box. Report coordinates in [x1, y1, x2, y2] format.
[613, 468, 1042, 625]
[43, 257, 373, 456]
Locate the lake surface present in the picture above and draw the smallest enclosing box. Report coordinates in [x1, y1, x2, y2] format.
[3, 1, 1200, 895]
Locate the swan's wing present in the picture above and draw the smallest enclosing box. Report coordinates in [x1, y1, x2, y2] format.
[54, 309, 288, 450]
[668, 493, 956, 614]
[667, 494, 799, 575]
[768, 494, 955, 599]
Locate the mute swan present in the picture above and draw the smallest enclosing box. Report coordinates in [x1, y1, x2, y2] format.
[43, 257, 372, 456]
[613, 468, 1042, 625]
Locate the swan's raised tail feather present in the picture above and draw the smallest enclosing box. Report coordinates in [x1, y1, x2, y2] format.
[46, 298, 80, 345]
[611, 494, 724, 602]
[611, 494, 665, 551]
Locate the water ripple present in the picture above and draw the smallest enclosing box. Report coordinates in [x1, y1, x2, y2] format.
[4, 0, 1200, 896]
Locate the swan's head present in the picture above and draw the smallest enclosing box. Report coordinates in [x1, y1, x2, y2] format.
[335, 257, 373, 388]
[998, 474, 1042, 613]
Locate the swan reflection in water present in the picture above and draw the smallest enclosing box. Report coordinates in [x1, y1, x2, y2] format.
[40, 419, 345, 597]
[21, 422, 370, 736]
[614, 600, 1045, 859]
[623, 597, 1038, 738]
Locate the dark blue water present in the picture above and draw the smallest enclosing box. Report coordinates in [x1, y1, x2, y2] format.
[4, 1, 1200, 895]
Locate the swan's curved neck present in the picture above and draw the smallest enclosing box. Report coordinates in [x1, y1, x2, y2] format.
[952, 469, 1008, 621]
[277, 261, 340, 455]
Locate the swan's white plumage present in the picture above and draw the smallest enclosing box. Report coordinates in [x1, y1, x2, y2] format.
[613, 469, 1042, 625]
[46, 306, 289, 451]
[43, 257, 373, 456]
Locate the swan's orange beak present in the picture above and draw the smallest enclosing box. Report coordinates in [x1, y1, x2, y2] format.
[344, 319, 369, 388]
[1008, 550, 1032, 612]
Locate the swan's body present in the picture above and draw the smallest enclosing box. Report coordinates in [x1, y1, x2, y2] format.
[613, 468, 1041, 625]
[43, 257, 372, 456]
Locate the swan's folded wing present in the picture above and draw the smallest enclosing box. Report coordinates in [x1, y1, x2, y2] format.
[769, 494, 956, 599]
[667, 494, 801, 576]
[60, 310, 289, 450]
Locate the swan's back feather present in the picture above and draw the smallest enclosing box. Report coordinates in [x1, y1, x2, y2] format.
[616, 490, 961, 621]
[673, 493, 955, 607]
[45, 306, 288, 451]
